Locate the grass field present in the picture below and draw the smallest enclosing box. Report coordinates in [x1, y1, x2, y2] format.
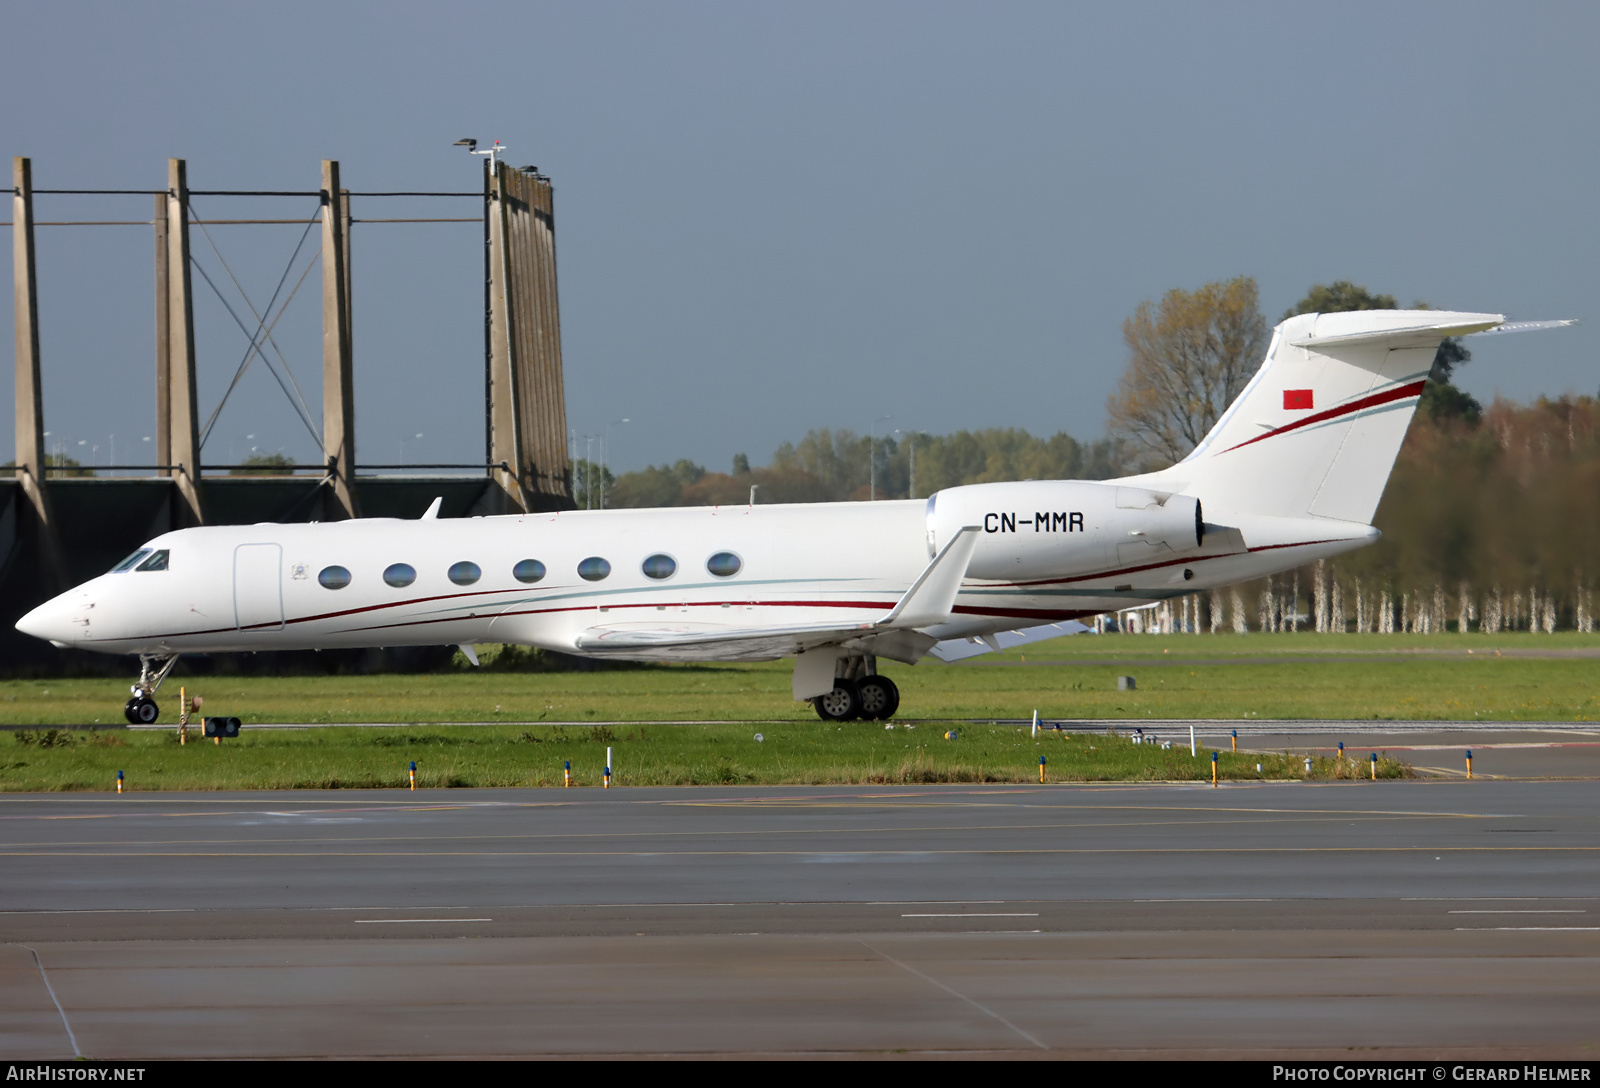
[0, 721, 1406, 792]
[0, 631, 1584, 789]
[2, 632, 1598, 727]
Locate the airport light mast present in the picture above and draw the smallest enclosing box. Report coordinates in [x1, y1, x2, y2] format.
[455, 138, 508, 482]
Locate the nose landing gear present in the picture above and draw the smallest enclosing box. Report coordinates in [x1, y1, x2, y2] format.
[123, 654, 179, 725]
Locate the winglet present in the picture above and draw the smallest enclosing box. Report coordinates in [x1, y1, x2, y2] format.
[422, 497, 443, 519]
[878, 526, 980, 629]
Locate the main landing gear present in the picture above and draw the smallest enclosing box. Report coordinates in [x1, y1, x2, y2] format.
[123, 654, 179, 725]
[812, 656, 901, 722]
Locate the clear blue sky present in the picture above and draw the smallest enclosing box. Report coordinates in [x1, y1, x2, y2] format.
[4, 1, 1596, 476]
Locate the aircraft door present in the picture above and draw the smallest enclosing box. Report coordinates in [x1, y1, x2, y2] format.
[234, 543, 284, 631]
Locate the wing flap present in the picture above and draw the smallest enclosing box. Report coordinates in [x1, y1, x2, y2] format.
[573, 619, 876, 661]
[927, 620, 1092, 662]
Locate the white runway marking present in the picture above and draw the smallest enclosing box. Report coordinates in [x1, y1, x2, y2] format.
[859, 939, 1048, 1051]
[24, 946, 79, 1059]
[354, 918, 494, 924]
[0, 908, 196, 915]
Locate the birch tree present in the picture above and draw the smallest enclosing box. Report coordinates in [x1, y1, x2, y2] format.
[1107, 276, 1268, 468]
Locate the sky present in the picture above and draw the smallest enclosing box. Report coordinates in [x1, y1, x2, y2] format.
[3, 1, 1597, 477]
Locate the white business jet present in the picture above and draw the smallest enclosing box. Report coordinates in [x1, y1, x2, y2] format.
[16, 310, 1563, 724]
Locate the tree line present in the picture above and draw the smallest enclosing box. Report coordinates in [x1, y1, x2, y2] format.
[604, 428, 1128, 508]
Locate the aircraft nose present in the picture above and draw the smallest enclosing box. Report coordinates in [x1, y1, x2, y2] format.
[15, 593, 90, 647]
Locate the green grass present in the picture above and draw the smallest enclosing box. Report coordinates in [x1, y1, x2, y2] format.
[3, 631, 1599, 727]
[0, 722, 1407, 792]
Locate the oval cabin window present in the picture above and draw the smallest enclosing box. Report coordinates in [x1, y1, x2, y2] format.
[706, 551, 743, 578]
[448, 561, 481, 586]
[513, 559, 546, 584]
[577, 557, 611, 582]
[641, 554, 677, 580]
[318, 565, 352, 590]
[383, 563, 416, 588]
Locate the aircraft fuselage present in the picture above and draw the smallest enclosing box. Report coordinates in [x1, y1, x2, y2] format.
[17, 479, 1375, 661]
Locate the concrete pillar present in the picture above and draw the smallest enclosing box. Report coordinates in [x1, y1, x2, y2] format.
[320, 160, 358, 519]
[164, 158, 203, 524]
[153, 193, 170, 473]
[12, 157, 64, 589]
[486, 162, 527, 511]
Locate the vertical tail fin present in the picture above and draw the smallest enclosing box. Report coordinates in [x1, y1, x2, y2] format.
[1125, 309, 1502, 523]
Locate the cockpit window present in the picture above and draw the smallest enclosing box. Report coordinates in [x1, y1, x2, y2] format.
[110, 549, 152, 573]
[134, 550, 170, 572]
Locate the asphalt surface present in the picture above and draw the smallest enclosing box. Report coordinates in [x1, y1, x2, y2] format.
[2, 779, 1599, 1059]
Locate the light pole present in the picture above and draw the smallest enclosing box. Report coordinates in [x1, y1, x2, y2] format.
[870, 415, 893, 501]
[891, 428, 904, 500]
[582, 434, 598, 509]
[455, 138, 507, 475]
[907, 431, 917, 500]
[601, 418, 629, 510]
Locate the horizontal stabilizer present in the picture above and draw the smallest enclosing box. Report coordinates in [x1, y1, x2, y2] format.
[1289, 315, 1503, 349]
[1467, 318, 1579, 337]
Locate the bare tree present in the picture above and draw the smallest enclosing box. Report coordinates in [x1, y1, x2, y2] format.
[1107, 276, 1268, 468]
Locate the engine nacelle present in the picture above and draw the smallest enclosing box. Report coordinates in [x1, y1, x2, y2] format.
[926, 481, 1202, 581]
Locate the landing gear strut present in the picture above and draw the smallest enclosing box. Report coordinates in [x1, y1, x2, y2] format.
[812, 656, 900, 722]
[123, 654, 179, 725]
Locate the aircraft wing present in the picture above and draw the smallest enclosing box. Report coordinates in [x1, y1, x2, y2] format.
[570, 526, 983, 663]
[927, 620, 1093, 662]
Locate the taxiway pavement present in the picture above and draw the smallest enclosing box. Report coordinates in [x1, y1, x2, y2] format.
[2, 780, 1599, 1058]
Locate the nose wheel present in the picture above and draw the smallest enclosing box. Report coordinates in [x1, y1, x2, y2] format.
[122, 653, 179, 725]
[124, 696, 160, 725]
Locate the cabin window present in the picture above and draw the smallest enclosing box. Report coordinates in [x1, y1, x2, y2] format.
[110, 549, 152, 573]
[706, 551, 742, 578]
[513, 559, 546, 584]
[448, 561, 481, 586]
[318, 565, 351, 590]
[135, 550, 170, 572]
[577, 556, 611, 582]
[383, 563, 416, 588]
[641, 553, 677, 580]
